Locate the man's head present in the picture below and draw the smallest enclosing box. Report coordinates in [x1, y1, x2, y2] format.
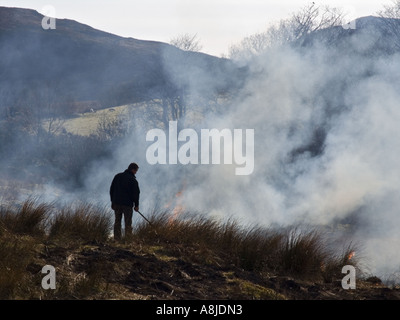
[128, 162, 139, 174]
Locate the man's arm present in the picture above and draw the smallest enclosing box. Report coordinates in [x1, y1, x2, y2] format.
[110, 176, 116, 202]
[133, 180, 140, 211]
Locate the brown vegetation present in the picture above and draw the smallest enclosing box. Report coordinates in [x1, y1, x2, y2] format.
[0, 199, 398, 300]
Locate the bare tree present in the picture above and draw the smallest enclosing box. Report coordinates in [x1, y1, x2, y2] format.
[228, 32, 271, 61]
[229, 3, 345, 60]
[12, 85, 67, 139]
[378, 0, 400, 50]
[170, 33, 203, 52]
[95, 112, 129, 141]
[290, 3, 344, 39]
[160, 36, 198, 130]
[154, 88, 187, 131]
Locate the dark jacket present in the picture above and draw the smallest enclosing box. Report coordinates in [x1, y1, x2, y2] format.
[110, 169, 140, 208]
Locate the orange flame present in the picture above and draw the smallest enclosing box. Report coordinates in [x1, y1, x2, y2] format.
[348, 251, 355, 260]
[167, 182, 186, 224]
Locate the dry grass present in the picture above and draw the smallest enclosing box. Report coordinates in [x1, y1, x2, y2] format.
[48, 203, 112, 243]
[59, 105, 130, 136]
[0, 199, 112, 299]
[0, 199, 363, 299]
[0, 236, 36, 299]
[0, 198, 51, 238]
[133, 211, 360, 281]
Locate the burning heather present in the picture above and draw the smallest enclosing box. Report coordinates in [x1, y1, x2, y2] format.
[1, 3, 400, 295]
[2, 198, 399, 300]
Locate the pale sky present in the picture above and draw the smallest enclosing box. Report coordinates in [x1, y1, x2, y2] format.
[0, 0, 394, 56]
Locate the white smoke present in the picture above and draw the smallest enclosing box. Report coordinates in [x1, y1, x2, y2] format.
[137, 34, 400, 280]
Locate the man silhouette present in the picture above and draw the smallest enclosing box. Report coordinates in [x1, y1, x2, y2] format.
[109, 163, 140, 241]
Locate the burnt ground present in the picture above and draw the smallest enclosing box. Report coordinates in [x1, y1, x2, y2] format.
[24, 240, 400, 301]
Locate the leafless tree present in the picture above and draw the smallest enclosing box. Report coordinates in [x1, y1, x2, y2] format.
[159, 36, 196, 130]
[147, 90, 187, 131]
[95, 112, 129, 141]
[290, 3, 344, 39]
[229, 3, 345, 60]
[228, 32, 271, 61]
[13, 86, 67, 139]
[378, 0, 400, 49]
[170, 33, 203, 52]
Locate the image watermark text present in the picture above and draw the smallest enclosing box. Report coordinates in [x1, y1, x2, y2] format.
[146, 121, 255, 175]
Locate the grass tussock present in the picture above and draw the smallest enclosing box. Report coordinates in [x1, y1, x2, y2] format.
[48, 203, 112, 243]
[0, 198, 51, 238]
[134, 211, 360, 281]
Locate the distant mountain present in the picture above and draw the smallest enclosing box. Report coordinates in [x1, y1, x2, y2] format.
[0, 7, 242, 112]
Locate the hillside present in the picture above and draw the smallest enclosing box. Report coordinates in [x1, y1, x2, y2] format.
[26, 238, 400, 301]
[0, 6, 242, 112]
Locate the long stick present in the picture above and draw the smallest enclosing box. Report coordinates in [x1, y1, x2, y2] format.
[137, 210, 158, 235]
[137, 210, 152, 226]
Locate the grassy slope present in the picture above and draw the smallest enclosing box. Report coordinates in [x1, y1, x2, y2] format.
[0, 199, 399, 300]
[43, 104, 130, 136]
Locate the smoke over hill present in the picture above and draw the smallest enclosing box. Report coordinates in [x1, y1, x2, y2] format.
[1, 6, 400, 283]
